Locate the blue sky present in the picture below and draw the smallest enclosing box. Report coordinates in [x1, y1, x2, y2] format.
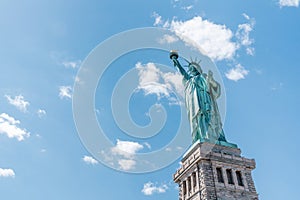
[0, 0, 300, 199]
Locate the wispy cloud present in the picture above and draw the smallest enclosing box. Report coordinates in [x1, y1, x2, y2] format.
[171, 0, 195, 10]
[165, 146, 183, 152]
[5, 95, 30, 112]
[246, 47, 255, 56]
[59, 86, 72, 99]
[225, 64, 249, 82]
[236, 13, 255, 55]
[152, 12, 163, 26]
[242, 13, 250, 20]
[141, 182, 168, 196]
[271, 82, 284, 91]
[279, 0, 299, 7]
[82, 156, 99, 165]
[144, 142, 151, 149]
[0, 113, 30, 141]
[50, 51, 81, 69]
[182, 5, 193, 11]
[0, 168, 15, 178]
[254, 68, 263, 75]
[158, 34, 179, 44]
[40, 149, 47, 153]
[37, 109, 46, 118]
[236, 23, 253, 45]
[62, 60, 81, 69]
[74, 76, 84, 85]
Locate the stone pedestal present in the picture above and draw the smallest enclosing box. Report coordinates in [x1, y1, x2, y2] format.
[173, 141, 258, 200]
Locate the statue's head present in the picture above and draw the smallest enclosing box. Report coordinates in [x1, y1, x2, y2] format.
[188, 62, 202, 76]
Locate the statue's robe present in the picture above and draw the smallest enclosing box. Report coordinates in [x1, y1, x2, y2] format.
[183, 74, 212, 143]
[183, 72, 228, 143]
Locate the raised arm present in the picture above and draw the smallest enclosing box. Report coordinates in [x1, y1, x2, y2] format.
[170, 51, 189, 81]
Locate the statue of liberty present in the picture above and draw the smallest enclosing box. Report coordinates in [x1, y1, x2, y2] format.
[170, 50, 236, 147]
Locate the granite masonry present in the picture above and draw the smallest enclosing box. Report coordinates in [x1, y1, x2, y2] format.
[173, 141, 258, 200]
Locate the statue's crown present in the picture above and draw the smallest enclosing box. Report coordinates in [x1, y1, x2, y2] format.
[188, 57, 202, 73]
[189, 57, 201, 66]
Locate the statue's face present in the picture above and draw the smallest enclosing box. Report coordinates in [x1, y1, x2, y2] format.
[188, 64, 201, 76]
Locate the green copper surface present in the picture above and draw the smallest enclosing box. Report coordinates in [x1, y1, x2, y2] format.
[170, 51, 237, 148]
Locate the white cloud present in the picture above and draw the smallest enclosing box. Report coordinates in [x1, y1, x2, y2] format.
[0, 113, 30, 141]
[37, 109, 46, 118]
[105, 139, 152, 170]
[225, 64, 249, 81]
[271, 82, 284, 91]
[50, 51, 81, 68]
[136, 62, 184, 103]
[136, 62, 161, 92]
[59, 86, 72, 99]
[144, 142, 151, 149]
[99, 150, 115, 167]
[82, 156, 99, 165]
[182, 5, 193, 11]
[162, 72, 185, 98]
[118, 159, 136, 170]
[176, 146, 183, 150]
[152, 12, 163, 26]
[142, 182, 168, 196]
[242, 13, 250, 20]
[236, 23, 253, 46]
[153, 14, 255, 81]
[40, 149, 47, 153]
[62, 60, 81, 68]
[165, 147, 172, 152]
[169, 16, 238, 61]
[236, 14, 255, 55]
[111, 139, 143, 159]
[165, 146, 183, 152]
[279, 0, 299, 7]
[171, 0, 180, 4]
[246, 47, 255, 56]
[74, 76, 84, 85]
[136, 62, 170, 98]
[0, 168, 15, 178]
[254, 68, 263, 75]
[5, 95, 30, 112]
[158, 34, 179, 44]
[138, 82, 170, 98]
